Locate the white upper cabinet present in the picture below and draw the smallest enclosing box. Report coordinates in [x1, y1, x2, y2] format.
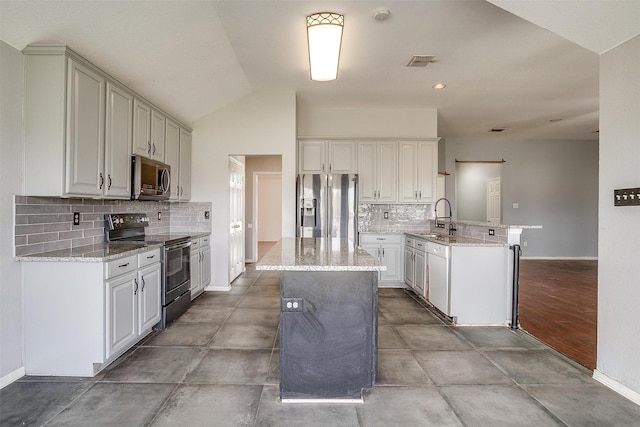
[178, 129, 192, 201]
[22, 45, 191, 199]
[164, 119, 181, 200]
[165, 123, 192, 201]
[65, 59, 105, 197]
[357, 141, 397, 203]
[132, 99, 152, 158]
[398, 140, 438, 203]
[104, 82, 133, 198]
[133, 99, 166, 161]
[298, 140, 356, 174]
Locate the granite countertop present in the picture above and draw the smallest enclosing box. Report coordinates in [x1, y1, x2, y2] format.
[15, 242, 163, 263]
[257, 238, 386, 272]
[405, 233, 508, 247]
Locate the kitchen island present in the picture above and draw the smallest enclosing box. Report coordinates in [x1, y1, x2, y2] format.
[257, 238, 385, 402]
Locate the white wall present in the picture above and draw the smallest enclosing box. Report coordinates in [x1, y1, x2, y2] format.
[191, 92, 296, 287]
[0, 41, 25, 383]
[444, 137, 599, 258]
[298, 106, 438, 138]
[597, 35, 640, 398]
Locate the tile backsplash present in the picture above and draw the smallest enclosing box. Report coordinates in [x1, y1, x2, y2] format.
[14, 196, 212, 256]
[358, 203, 434, 233]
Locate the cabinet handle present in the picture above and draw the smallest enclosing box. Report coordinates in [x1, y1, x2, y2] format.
[329, 164, 332, 173]
[118, 262, 130, 268]
[141, 276, 146, 292]
[108, 174, 112, 190]
[382, 248, 385, 257]
[99, 173, 104, 189]
[147, 141, 152, 155]
[419, 190, 422, 199]
[134, 278, 139, 295]
[152, 143, 156, 155]
[146, 255, 155, 259]
[415, 190, 418, 199]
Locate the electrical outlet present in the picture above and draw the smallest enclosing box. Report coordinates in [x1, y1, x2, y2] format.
[282, 298, 303, 312]
[383, 212, 389, 219]
[488, 229, 495, 236]
[73, 212, 80, 226]
[205, 210, 210, 219]
[157, 212, 162, 221]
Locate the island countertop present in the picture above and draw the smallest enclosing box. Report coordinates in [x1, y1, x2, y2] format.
[257, 238, 386, 272]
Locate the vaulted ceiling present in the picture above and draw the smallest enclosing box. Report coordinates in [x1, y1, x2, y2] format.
[2, 1, 639, 140]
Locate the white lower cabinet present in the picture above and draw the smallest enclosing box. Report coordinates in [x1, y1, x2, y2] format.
[190, 235, 211, 300]
[23, 248, 161, 376]
[359, 234, 403, 285]
[404, 236, 428, 297]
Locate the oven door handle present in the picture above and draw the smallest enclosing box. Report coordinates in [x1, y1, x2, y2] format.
[164, 241, 192, 251]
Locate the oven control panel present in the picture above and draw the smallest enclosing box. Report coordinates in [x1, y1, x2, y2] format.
[105, 213, 149, 230]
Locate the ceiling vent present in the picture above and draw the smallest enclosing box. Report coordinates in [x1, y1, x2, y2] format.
[406, 55, 435, 67]
[490, 128, 507, 133]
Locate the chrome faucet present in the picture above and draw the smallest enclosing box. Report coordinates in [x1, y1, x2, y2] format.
[434, 198, 457, 235]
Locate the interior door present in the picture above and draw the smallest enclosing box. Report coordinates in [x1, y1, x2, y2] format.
[487, 177, 501, 224]
[229, 157, 245, 282]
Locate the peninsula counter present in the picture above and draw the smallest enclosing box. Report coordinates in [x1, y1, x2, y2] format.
[257, 238, 385, 402]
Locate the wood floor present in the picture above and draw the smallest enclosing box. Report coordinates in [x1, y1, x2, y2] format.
[518, 259, 598, 370]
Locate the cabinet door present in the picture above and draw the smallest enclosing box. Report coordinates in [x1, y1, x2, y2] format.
[138, 264, 162, 332]
[190, 249, 201, 300]
[105, 272, 137, 359]
[414, 250, 427, 295]
[380, 244, 402, 282]
[328, 141, 356, 174]
[179, 129, 192, 200]
[104, 82, 133, 199]
[398, 142, 418, 203]
[201, 244, 211, 288]
[417, 141, 438, 202]
[357, 142, 377, 202]
[150, 110, 166, 161]
[299, 140, 326, 173]
[65, 59, 105, 197]
[132, 99, 152, 158]
[377, 142, 397, 203]
[404, 247, 415, 288]
[165, 119, 181, 200]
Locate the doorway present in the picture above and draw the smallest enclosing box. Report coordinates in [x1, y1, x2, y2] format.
[244, 156, 283, 262]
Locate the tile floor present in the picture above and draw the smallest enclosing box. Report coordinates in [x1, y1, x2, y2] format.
[3, 264, 640, 426]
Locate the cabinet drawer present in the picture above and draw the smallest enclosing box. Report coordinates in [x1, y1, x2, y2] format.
[106, 255, 137, 279]
[415, 240, 427, 251]
[360, 234, 403, 245]
[191, 238, 200, 250]
[138, 248, 161, 268]
[200, 235, 210, 246]
[405, 237, 415, 248]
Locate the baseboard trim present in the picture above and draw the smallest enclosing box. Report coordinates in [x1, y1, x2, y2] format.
[593, 369, 640, 406]
[1, 366, 25, 389]
[204, 284, 231, 292]
[520, 256, 598, 260]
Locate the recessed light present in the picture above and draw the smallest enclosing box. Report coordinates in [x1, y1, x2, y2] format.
[432, 83, 446, 89]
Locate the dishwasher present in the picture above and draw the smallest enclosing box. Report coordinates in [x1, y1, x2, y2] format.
[427, 241, 451, 316]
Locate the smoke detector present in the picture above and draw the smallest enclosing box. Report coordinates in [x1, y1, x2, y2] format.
[406, 55, 436, 67]
[374, 9, 391, 21]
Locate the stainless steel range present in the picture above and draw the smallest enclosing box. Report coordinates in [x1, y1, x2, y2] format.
[105, 213, 191, 328]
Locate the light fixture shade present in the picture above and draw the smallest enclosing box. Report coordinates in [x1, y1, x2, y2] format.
[307, 12, 344, 81]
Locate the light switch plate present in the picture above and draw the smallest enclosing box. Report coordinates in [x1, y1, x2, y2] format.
[614, 188, 640, 206]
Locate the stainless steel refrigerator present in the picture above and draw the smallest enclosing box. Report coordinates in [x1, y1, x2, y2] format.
[296, 174, 358, 243]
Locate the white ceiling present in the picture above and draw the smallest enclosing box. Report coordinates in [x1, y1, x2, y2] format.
[1, 1, 638, 140]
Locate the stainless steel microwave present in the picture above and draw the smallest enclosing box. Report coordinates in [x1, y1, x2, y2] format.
[132, 155, 171, 201]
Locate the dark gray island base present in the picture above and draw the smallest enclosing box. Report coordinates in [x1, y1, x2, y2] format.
[257, 238, 385, 402]
[280, 270, 378, 401]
